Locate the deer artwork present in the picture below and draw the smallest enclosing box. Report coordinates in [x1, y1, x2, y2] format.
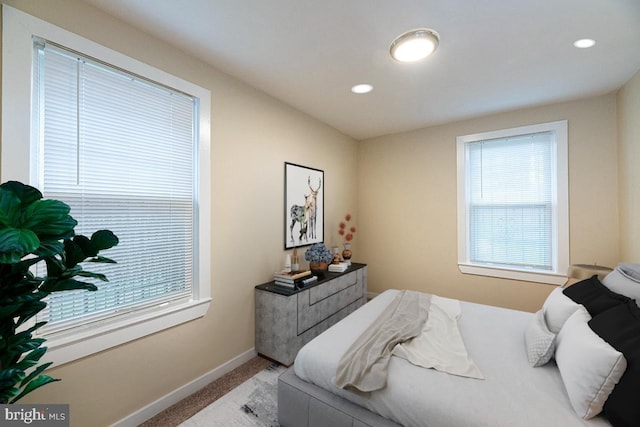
[289, 194, 312, 244]
[306, 176, 321, 240]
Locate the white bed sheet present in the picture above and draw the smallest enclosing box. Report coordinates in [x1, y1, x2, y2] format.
[294, 289, 612, 427]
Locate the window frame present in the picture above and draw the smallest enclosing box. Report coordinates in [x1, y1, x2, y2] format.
[2, 5, 212, 366]
[456, 120, 569, 285]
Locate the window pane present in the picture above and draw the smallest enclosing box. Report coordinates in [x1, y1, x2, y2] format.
[34, 41, 196, 331]
[469, 204, 552, 269]
[466, 132, 554, 270]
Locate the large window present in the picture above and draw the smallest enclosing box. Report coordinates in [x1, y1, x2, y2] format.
[456, 121, 568, 285]
[3, 6, 211, 365]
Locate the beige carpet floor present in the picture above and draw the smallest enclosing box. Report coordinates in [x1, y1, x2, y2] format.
[139, 356, 273, 427]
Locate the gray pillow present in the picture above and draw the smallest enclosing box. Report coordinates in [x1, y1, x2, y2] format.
[555, 306, 627, 419]
[602, 263, 640, 307]
[524, 309, 556, 367]
[542, 287, 580, 333]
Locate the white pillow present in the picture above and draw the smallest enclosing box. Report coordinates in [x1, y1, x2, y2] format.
[602, 263, 640, 307]
[524, 309, 555, 367]
[542, 287, 580, 333]
[555, 306, 627, 419]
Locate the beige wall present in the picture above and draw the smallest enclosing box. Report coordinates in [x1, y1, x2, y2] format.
[358, 94, 620, 313]
[1, 1, 358, 425]
[617, 69, 640, 261]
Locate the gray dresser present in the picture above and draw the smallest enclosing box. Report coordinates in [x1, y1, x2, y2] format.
[255, 263, 367, 365]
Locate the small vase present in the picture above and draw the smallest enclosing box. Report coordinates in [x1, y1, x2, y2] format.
[331, 246, 341, 264]
[342, 243, 352, 266]
[309, 261, 329, 278]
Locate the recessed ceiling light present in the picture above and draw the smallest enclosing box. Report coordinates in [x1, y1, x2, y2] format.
[390, 28, 440, 63]
[351, 84, 373, 94]
[573, 38, 596, 49]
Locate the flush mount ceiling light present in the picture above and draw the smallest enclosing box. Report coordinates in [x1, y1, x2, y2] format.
[390, 28, 440, 63]
[573, 38, 596, 48]
[351, 83, 373, 94]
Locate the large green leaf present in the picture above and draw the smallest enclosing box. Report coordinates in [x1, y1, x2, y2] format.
[0, 303, 22, 319]
[7, 338, 45, 356]
[20, 362, 52, 388]
[0, 228, 40, 263]
[0, 189, 22, 227]
[33, 239, 64, 257]
[0, 291, 48, 307]
[75, 270, 108, 281]
[88, 255, 117, 264]
[0, 387, 19, 404]
[15, 300, 47, 328]
[0, 181, 43, 206]
[72, 234, 97, 257]
[91, 230, 119, 251]
[44, 256, 64, 278]
[8, 322, 47, 343]
[14, 347, 46, 371]
[10, 375, 60, 403]
[63, 239, 86, 268]
[39, 278, 98, 293]
[0, 292, 47, 330]
[23, 199, 77, 236]
[0, 368, 24, 389]
[14, 256, 44, 272]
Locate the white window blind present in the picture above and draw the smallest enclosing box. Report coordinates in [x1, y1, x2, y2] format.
[33, 39, 198, 334]
[466, 133, 553, 270]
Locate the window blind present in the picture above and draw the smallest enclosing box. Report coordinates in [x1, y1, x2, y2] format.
[33, 40, 197, 334]
[466, 132, 554, 271]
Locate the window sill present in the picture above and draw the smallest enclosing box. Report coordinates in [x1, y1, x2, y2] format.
[42, 298, 211, 367]
[458, 263, 566, 286]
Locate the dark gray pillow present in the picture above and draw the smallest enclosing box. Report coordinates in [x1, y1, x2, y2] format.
[589, 300, 640, 427]
[563, 275, 629, 315]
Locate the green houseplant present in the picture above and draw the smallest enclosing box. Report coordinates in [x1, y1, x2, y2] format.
[0, 181, 118, 403]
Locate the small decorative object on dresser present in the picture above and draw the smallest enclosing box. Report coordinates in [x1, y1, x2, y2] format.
[291, 247, 300, 272]
[342, 243, 352, 266]
[329, 262, 349, 273]
[305, 243, 333, 277]
[338, 213, 356, 265]
[331, 246, 341, 264]
[273, 269, 313, 288]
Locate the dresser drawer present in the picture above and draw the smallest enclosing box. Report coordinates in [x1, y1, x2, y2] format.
[296, 269, 364, 335]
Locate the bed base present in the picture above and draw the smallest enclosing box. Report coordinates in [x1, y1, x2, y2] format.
[278, 367, 401, 427]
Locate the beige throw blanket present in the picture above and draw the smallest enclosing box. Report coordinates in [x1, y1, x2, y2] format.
[393, 295, 484, 379]
[334, 290, 432, 392]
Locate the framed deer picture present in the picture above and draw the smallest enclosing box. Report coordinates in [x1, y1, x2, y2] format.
[285, 162, 324, 249]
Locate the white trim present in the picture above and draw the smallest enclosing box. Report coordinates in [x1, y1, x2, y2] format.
[458, 264, 566, 286]
[45, 299, 211, 366]
[111, 348, 257, 427]
[456, 120, 569, 285]
[3, 5, 212, 366]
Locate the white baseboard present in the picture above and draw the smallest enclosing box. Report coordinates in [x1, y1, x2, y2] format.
[111, 347, 258, 427]
[366, 291, 378, 300]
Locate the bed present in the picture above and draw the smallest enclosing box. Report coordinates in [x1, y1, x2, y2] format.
[278, 264, 640, 427]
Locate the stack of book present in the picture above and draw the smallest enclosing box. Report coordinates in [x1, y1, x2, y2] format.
[273, 270, 317, 288]
[328, 262, 349, 273]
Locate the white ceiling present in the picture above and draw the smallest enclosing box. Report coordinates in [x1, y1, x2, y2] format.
[82, 0, 640, 140]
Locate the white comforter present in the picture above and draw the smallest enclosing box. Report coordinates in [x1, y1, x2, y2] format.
[294, 289, 612, 427]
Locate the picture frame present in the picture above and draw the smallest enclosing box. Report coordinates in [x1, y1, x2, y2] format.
[284, 162, 324, 249]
